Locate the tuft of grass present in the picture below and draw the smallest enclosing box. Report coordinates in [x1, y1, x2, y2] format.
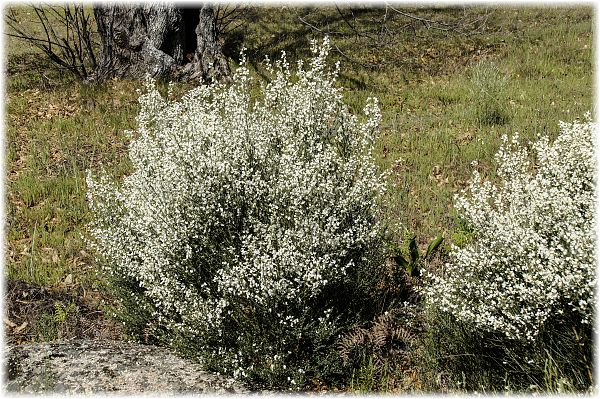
[349, 354, 400, 393]
[417, 306, 594, 393]
[469, 60, 510, 126]
[350, 354, 377, 393]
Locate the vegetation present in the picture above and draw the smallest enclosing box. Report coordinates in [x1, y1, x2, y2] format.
[5, 5, 594, 394]
[86, 41, 393, 389]
[424, 118, 595, 392]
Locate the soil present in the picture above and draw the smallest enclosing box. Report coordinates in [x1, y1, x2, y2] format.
[4, 279, 123, 345]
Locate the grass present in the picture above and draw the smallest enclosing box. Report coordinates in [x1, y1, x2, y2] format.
[417, 304, 594, 393]
[6, 79, 136, 288]
[4, 4, 593, 392]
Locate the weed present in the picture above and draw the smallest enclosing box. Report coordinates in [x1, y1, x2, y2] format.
[392, 234, 444, 278]
[34, 314, 59, 342]
[53, 302, 75, 324]
[350, 354, 376, 392]
[31, 302, 76, 341]
[418, 305, 593, 393]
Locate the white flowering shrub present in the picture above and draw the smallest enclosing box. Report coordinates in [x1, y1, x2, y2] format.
[425, 117, 596, 342]
[86, 38, 388, 388]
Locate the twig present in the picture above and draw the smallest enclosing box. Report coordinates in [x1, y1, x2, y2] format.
[384, 3, 456, 31]
[331, 41, 374, 69]
[297, 15, 345, 36]
[335, 4, 374, 40]
[5, 3, 97, 80]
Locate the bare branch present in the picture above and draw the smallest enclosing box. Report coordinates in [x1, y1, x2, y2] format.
[5, 3, 98, 80]
[335, 4, 374, 40]
[215, 4, 244, 36]
[297, 16, 345, 36]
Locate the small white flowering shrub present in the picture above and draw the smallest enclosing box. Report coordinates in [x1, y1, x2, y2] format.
[425, 117, 596, 342]
[86, 38, 388, 388]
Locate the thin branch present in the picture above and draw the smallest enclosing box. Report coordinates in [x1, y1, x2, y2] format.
[297, 15, 378, 69]
[385, 5, 454, 31]
[4, 30, 66, 50]
[331, 41, 374, 69]
[379, 5, 389, 41]
[297, 15, 345, 36]
[5, 3, 97, 80]
[384, 3, 487, 34]
[334, 4, 374, 40]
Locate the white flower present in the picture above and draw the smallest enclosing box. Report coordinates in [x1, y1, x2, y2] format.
[86, 38, 386, 383]
[425, 116, 596, 341]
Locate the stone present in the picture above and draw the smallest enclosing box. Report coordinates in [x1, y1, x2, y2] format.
[5, 339, 249, 394]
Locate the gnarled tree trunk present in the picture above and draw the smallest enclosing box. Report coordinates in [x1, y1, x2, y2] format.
[93, 4, 230, 82]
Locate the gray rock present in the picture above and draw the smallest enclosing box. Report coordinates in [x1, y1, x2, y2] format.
[5, 339, 250, 394]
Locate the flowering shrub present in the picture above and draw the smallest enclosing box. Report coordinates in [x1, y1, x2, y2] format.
[425, 116, 596, 342]
[86, 38, 388, 388]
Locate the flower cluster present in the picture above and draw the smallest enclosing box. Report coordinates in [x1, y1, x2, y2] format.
[86, 38, 386, 387]
[425, 116, 596, 341]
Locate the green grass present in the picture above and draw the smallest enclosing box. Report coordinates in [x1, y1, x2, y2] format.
[4, 4, 593, 391]
[6, 73, 138, 288]
[418, 305, 594, 393]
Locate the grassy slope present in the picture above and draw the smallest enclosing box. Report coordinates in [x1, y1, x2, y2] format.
[4, 6, 592, 340]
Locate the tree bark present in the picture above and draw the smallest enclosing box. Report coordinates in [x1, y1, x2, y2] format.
[93, 4, 230, 82]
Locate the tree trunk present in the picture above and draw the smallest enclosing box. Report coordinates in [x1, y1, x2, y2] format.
[93, 4, 230, 82]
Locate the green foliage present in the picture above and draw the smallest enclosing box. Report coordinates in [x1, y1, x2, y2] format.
[34, 313, 59, 341]
[53, 301, 75, 323]
[102, 259, 172, 345]
[448, 218, 475, 249]
[393, 235, 443, 277]
[31, 302, 77, 341]
[350, 354, 377, 392]
[340, 307, 417, 392]
[349, 354, 404, 393]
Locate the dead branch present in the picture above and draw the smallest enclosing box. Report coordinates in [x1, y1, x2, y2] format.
[5, 3, 97, 80]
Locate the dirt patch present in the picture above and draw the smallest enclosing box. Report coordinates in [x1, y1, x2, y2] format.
[4, 279, 123, 345]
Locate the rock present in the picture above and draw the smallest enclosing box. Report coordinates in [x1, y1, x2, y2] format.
[5, 339, 249, 394]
